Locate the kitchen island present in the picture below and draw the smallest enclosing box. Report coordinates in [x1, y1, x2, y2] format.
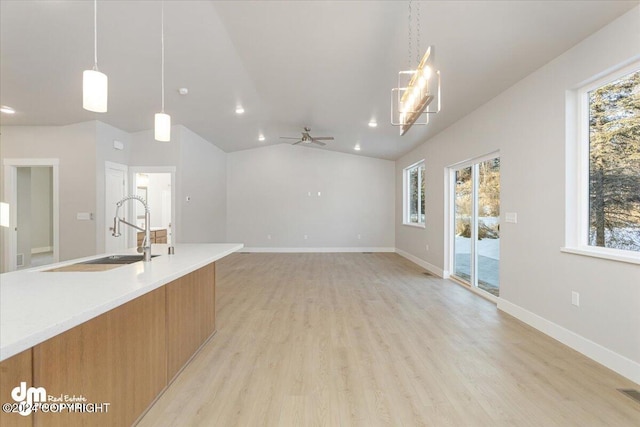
[0, 243, 242, 427]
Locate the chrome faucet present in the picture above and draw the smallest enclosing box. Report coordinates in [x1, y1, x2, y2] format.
[112, 195, 152, 262]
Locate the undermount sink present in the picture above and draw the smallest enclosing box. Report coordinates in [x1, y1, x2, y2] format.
[80, 254, 160, 265]
[43, 254, 161, 272]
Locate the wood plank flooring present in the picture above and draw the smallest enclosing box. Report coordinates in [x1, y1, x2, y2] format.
[137, 253, 640, 426]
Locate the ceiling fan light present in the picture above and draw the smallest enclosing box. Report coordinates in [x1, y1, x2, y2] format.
[155, 112, 171, 141]
[83, 69, 108, 112]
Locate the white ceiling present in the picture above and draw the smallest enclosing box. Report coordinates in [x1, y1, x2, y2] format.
[1, 1, 638, 160]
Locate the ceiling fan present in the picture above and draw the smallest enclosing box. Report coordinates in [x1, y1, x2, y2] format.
[280, 127, 334, 146]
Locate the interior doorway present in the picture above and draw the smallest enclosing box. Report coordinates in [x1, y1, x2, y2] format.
[129, 167, 175, 248]
[2, 159, 59, 272]
[448, 153, 501, 297]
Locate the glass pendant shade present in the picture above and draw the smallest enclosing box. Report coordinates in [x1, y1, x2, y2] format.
[83, 69, 108, 113]
[0, 202, 9, 228]
[155, 112, 171, 141]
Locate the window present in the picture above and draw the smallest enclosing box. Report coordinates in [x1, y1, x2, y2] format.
[587, 69, 640, 252]
[564, 62, 640, 263]
[404, 160, 425, 226]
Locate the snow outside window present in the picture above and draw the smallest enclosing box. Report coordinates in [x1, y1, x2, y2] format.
[563, 61, 640, 264]
[404, 161, 425, 227]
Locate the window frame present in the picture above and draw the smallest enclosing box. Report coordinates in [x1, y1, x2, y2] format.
[403, 160, 426, 228]
[562, 60, 640, 265]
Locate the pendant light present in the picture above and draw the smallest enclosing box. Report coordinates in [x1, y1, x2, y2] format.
[390, 0, 440, 136]
[83, 0, 108, 112]
[155, 1, 171, 142]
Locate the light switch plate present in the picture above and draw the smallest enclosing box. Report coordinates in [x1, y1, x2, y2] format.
[77, 212, 93, 220]
[505, 212, 518, 223]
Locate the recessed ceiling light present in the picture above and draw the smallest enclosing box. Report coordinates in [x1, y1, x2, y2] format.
[354, 145, 361, 151]
[368, 120, 377, 128]
[258, 134, 265, 141]
[0, 105, 16, 114]
[235, 106, 245, 114]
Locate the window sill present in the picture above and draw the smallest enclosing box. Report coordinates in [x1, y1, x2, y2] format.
[560, 246, 640, 265]
[402, 222, 425, 229]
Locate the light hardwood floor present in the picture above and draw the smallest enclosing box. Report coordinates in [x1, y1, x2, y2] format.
[138, 253, 640, 426]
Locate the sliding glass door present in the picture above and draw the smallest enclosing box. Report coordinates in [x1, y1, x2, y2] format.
[451, 155, 500, 297]
[454, 167, 473, 282]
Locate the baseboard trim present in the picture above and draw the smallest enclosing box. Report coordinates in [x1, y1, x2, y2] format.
[394, 248, 444, 278]
[498, 299, 640, 385]
[31, 246, 53, 254]
[240, 247, 396, 253]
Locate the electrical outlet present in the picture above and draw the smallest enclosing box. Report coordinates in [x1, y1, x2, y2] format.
[425, 244, 429, 251]
[572, 291, 580, 307]
[357, 234, 361, 240]
[267, 234, 271, 240]
[303, 234, 308, 240]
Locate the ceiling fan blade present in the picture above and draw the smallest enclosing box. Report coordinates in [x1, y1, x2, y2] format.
[311, 141, 327, 146]
[312, 137, 334, 141]
[280, 137, 300, 139]
[292, 140, 304, 145]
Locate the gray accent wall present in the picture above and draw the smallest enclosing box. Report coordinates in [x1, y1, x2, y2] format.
[227, 143, 395, 249]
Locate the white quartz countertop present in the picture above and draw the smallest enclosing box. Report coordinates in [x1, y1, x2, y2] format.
[0, 243, 243, 362]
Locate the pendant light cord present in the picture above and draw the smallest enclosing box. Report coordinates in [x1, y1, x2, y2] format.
[93, 0, 98, 70]
[161, 0, 165, 113]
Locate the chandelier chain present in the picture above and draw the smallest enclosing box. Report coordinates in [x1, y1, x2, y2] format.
[408, 0, 412, 69]
[93, 0, 98, 70]
[416, 1, 421, 64]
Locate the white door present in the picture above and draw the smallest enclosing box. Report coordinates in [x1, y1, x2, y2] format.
[105, 164, 127, 253]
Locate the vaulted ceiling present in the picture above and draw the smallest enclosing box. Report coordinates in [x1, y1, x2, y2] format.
[1, 1, 637, 159]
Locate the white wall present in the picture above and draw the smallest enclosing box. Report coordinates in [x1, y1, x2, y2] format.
[178, 127, 227, 243]
[227, 144, 395, 250]
[130, 125, 227, 244]
[96, 121, 132, 253]
[1, 122, 97, 262]
[395, 7, 640, 382]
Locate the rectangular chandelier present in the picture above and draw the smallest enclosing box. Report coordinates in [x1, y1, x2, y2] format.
[391, 46, 441, 136]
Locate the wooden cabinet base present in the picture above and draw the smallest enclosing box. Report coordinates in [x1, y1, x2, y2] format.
[33, 287, 166, 427]
[0, 262, 216, 427]
[0, 349, 32, 427]
[166, 263, 215, 381]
